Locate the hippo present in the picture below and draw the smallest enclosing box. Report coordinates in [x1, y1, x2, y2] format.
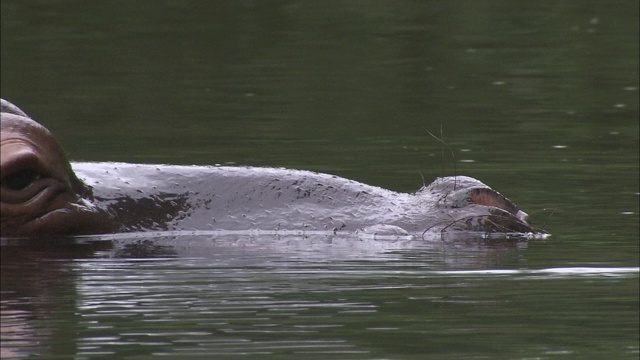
[1, 99, 543, 239]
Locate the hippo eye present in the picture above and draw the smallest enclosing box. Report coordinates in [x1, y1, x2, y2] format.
[2, 168, 40, 191]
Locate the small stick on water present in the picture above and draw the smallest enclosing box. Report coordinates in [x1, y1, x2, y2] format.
[425, 127, 457, 190]
[521, 208, 557, 233]
[538, 208, 558, 230]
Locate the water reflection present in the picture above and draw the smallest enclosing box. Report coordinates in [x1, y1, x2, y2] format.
[1, 233, 525, 358]
[2, 234, 638, 358]
[1, 239, 113, 358]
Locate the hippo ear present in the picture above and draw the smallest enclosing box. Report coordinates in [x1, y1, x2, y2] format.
[1, 99, 29, 118]
[467, 188, 519, 216]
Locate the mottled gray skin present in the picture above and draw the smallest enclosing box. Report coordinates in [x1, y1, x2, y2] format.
[1, 99, 540, 238]
[73, 163, 535, 236]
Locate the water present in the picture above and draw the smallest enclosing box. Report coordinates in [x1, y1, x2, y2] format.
[2, 235, 638, 359]
[1, 1, 638, 359]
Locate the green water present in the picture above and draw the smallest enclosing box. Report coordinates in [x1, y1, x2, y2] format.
[1, 1, 638, 359]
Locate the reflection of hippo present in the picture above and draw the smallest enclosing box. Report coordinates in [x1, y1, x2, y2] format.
[1, 99, 543, 238]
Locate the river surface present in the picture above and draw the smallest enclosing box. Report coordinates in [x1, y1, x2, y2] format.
[1, 1, 638, 359]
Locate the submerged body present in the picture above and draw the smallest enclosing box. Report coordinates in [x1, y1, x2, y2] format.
[72, 162, 534, 236]
[1, 99, 541, 238]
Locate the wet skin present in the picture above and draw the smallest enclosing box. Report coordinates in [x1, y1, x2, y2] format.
[1, 99, 542, 238]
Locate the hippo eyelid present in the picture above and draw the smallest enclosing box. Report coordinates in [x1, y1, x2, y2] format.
[2, 168, 41, 191]
[0, 149, 51, 195]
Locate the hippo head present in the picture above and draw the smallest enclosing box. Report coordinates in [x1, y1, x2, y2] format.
[419, 176, 541, 235]
[1, 99, 111, 237]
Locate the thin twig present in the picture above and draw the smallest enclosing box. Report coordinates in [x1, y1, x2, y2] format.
[425, 127, 457, 190]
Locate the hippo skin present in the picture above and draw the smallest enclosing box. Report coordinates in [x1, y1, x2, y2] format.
[1, 99, 542, 238]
